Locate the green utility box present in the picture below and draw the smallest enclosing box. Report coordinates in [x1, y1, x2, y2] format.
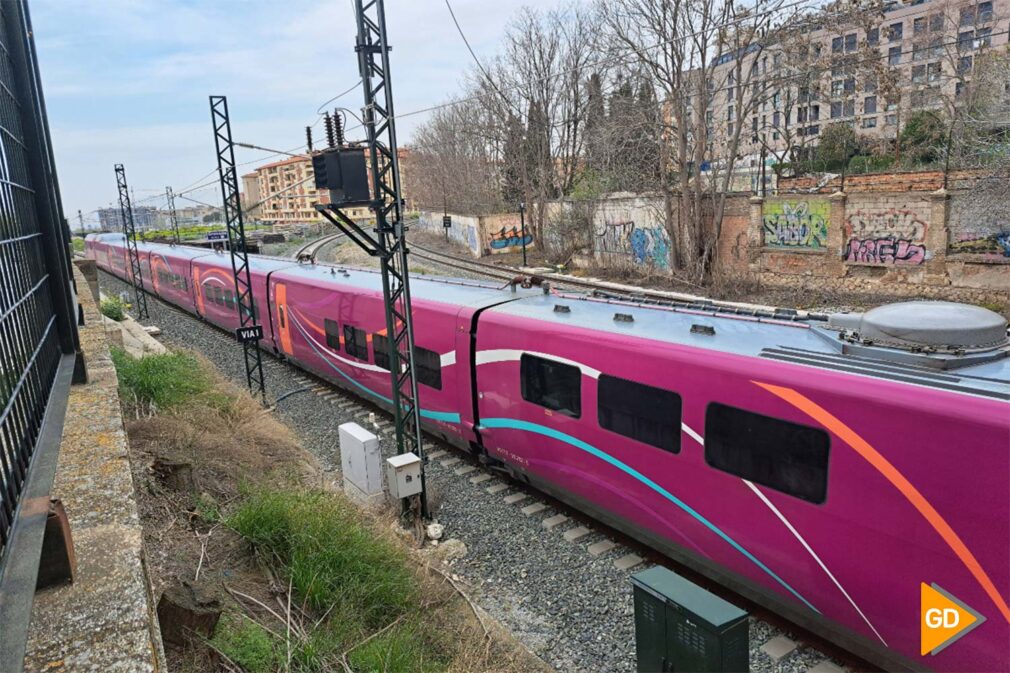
[631, 566, 749, 673]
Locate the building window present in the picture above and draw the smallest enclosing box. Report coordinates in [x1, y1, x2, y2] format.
[864, 95, 877, 114]
[958, 55, 973, 74]
[867, 27, 879, 45]
[885, 114, 898, 126]
[520, 354, 581, 418]
[797, 107, 807, 123]
[772, 111, 781, 127]
[844, 33, 857, 52]
[844, 99, 855, 117]
[807, 124, 820, 135]
[913, 16, 926, 35]
[831, 80, 843, 96]
[912, 43, 925, 61]
[727, 106, 735, 121]
[888, 46, 901, 65]
[912, 64, 926, 83]
[704, 403, 830, 504]
[831, 36, 843, 53]
[810, 105, 820, 121]
[929, 13, 944, 32]
[862, 116, 877, 128]
[979, 1, 993, 22]
[888, 22, 903, 42]
[928, 61, 941, 82]
[831, 101, 843, 118]
[324, 319, 341, 351]
[844, 78, 855, 93]
[343, 324, 368, 360]
[976, 27, 992, 48]
[598, 375, 681, 453]
[959, 30, 974, 49]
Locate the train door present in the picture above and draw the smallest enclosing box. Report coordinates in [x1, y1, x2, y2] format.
[192, 263, 205, 317]
[274, 281, 293, 356]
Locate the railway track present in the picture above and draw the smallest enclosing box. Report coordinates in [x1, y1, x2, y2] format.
[98, 266, 864, 670]
[409, 241, 828, 322]
[292, 231, 346, 261]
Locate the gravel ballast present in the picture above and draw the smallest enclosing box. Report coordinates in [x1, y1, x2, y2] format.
[99, 270, 852, 673]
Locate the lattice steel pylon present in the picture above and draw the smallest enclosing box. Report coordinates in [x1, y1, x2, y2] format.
[165, 185, 180, 244]
[315, 0, 427, 517]
[114, 163, 149, 320]
[209, 95, 266, 403]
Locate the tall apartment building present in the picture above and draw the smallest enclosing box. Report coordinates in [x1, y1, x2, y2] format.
[703, 0, 1008, 188]
[97, 205, 160, 232]
[246, 147, 415, 225]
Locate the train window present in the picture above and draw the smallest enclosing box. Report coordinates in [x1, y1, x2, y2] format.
[224, 291, 235, 310]
[343, 324, 368, 360]
[324, 319, 341, 351]
[520, 354, 581, 418]
[704, 403, 830, 504]
[415, 346, 442, 390]
[373, 333, 390, 370]
[598, 375, 680, 453]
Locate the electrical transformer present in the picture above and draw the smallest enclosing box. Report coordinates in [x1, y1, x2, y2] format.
[311, 147, 370, 206]
[631, 566, 749, 673]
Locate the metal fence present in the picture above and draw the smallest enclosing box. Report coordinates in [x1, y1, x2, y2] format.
[0, 0, 80, 667]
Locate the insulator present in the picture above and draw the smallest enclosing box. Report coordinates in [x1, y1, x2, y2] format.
[324, 112, 336, 148]
[333, 109, 345, 146]
[306, 126, 313, 152]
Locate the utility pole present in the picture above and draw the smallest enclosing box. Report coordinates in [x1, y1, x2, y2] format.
[314, 0, 428, 518]
[209, 95, 267, 403]
[165, 186, 181, 244]
[114, 164, 149, 320]
[519, 201, 528, 267]
[77, 209, 85, 238]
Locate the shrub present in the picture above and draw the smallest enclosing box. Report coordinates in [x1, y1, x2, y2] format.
[227, 488, 416, 628]
[110, 349, 212, 412]
[100, 296, 126, 321]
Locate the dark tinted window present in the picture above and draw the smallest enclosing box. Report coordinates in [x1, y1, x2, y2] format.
[598, 375, 681, 453]
[520, 354, 580, 417]
[704, 403, 830, 504]
[373, 333, 390, 370]
[415, 346, 442, 390]
[343, 324, 368, 360]
[373, 335, 441, 390]
[324, 319, 341, 351]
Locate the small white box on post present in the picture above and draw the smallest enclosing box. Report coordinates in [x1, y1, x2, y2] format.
[338, 422, 383, 509]
[386, 453, 422, 499]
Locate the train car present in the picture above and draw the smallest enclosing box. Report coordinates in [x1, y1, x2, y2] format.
[85, 238, 1009, 672]
[269, 263, 540, 447]
[189, 249, 289, 336]
[473, 293, 1009, 672]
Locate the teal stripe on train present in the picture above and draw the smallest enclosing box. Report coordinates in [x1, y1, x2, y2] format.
[291, 316, 461, 424]
[479, 417, 820, 614]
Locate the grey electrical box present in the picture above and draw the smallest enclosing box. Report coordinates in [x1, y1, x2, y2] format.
[385, 452, 422, 499]
[631, 566, 748, 673]
[338, 423, 383, 509]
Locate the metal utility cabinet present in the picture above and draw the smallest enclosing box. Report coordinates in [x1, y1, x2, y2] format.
[631, 566, 749, 673]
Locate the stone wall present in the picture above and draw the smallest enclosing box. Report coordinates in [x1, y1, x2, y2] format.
[746, 189, 1008, 304]
[416, 211, 534, 258]
[590, 194, 671, 271]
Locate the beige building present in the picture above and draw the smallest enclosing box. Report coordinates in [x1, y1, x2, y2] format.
[245, 148, 416, 225]
[701, 0, 1008, 189]
[241, 172, 263, 219]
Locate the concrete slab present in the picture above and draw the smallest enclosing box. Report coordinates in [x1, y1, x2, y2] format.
[563, 526, 591, 542]
[440, 457, 461, 468]
[587, 540, 617, 556]
[503, 493, 528, 505]
[761, 636, 798, 662]
[521, 502, 548, 516]
[487, 483, 509, 494]
[469, 473, 493, 484]
[542, 514, 569, 529]
[427, 450, 447, 459]
[613, 553, 644, 571]
[454, 465, 477, 476]
[806, 661, 846, 673]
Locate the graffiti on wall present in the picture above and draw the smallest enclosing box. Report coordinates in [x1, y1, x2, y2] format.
[843, 208, 928, 265]
[948, 191, 1010, 260]
[762, 200, 829, 249]
[596, 220, 671, 269]
[487, 226, 534, 254]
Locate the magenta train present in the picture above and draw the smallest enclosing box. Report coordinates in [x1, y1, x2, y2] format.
[86, 234, 1009, 672]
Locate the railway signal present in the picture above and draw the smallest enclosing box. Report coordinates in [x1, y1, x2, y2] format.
[209, 95, 267, 404]
[114, 164, 149, 320]
[314, 0, 429, 519]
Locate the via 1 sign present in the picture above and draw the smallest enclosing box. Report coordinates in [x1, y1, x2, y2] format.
[207, 231, 228, 241]
[442, 215, 451, 228]
[235, 325, 264, 343]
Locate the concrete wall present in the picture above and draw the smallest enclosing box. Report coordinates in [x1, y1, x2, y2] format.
[591, 194, 671, 271]
[417, 211, 534, 258]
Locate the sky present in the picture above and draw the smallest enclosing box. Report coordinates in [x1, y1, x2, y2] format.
[32, 0, 557, 226]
